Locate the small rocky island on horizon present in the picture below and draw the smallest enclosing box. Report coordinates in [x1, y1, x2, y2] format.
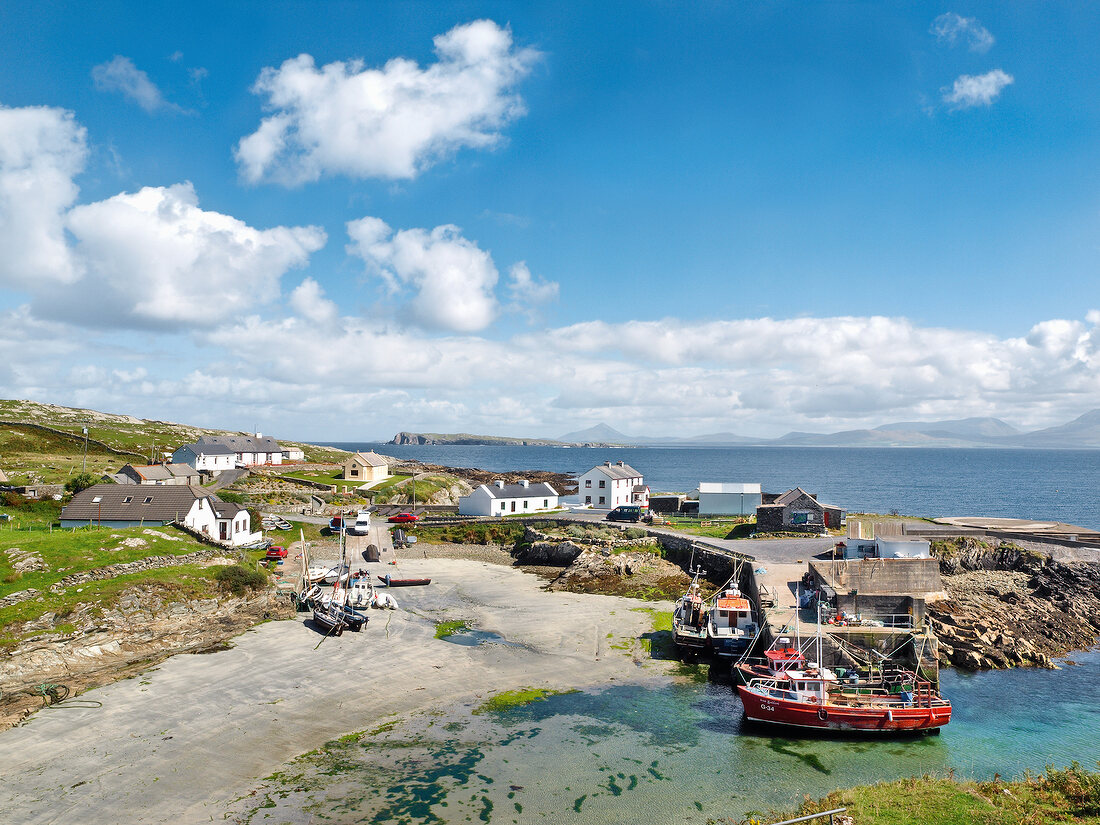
[389, 408, 1100, 449]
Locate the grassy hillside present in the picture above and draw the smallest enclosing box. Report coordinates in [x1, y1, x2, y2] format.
[0, 399, 349, 484]
[0, 517, 271, 650]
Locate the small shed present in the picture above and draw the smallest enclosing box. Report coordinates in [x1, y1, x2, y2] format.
[698, 482, 762, 515]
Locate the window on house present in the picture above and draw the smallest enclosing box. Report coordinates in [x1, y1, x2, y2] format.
[598, 480, 605, 488]
[501, 501, 506, 510]
[599, 496, 605, 505]
[543, 499, 548, 508]
[523, 501, 529, 509]
[585, 479, 591, 488]
[585, 496, 591, 504]
[122, 497, 133, 504]
[92, 496, 102, 503]
[143, 496, 153, 504]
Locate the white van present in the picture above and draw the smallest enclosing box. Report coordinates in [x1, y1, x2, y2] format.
[349, 510, 372, 536]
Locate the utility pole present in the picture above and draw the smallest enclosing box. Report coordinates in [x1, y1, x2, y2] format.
[81, 425, 89, 473]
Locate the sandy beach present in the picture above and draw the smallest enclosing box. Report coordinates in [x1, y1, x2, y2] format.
[0, 558, 668, 824]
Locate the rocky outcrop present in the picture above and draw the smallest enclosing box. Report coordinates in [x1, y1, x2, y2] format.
[546, 547, 689, 598]
[928, 537, 1100, 670]
[511, 526, 658, 566]
[0, 584, 293, 729]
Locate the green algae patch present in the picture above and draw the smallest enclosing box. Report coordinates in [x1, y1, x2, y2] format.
[434, 619, 470, 639]
[473, 687, 577, 715]
[632, 607, 675, 658]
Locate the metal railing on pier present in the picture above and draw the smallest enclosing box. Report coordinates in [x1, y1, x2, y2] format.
[767, 806, 848, 825]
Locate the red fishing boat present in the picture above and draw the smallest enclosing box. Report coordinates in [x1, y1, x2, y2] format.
[733, 636, 808, 686]
[736, 665, 951, 733]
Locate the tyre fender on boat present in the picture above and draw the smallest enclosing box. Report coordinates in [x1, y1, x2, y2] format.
[817, 708, 828, 721]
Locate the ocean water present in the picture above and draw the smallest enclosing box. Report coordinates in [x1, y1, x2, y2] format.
[327, 443, 1100, 529]
[237, 649, 1100, 824]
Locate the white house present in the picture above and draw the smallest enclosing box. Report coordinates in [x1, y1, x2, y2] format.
[59, 484, 261, 546]
[577, 461, 648, 509]
[282, 446, 305, 461]
[458, 480, 559, 517]
[195, 434, 284, 466]
[697, 482, 762, 515]
[172, 442, 236, 472]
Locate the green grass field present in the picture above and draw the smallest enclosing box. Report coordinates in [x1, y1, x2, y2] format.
[765, 766, 1100, 825]
[0, 521, 270, 649]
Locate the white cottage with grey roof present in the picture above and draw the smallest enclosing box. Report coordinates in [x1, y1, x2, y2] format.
[577, 460, 648, 509]
[195, 434, 283, 466]
[172, 441, 236, 472]
[458, 480, 560, 517]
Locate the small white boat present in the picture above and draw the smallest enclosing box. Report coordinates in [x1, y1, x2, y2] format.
[348, 575, 373, 609]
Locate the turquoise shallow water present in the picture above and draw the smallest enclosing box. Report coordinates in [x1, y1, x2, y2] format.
[238, 650, 1100, 823]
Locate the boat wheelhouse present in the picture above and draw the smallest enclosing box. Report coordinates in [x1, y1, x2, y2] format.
[706, 585, 756, 657]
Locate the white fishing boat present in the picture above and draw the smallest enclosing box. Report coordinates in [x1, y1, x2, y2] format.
[705, 578, 757, 658]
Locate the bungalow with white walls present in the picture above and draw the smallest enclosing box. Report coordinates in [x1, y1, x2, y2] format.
[172, 442, 236, 473]
[195, 434, 284, 466]
[458, 479, 560, 517]
[577, 461, 648, 509]
[59, 484, 261, 546]
[282, 446, 305, 461]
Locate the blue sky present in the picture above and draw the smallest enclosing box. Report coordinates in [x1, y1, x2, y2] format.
[1, 2, 1099, 440]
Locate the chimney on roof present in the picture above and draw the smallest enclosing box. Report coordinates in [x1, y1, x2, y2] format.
[255, 432, 263, 438]
[520, 479, 529, 488]
[617, 460, 624, 466]
[604, 461, 611, 467]
[494, 480, 505, 488]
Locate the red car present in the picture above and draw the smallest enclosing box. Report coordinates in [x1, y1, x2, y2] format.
[265, 546, 288, 559]
[387, 512, 418, 523]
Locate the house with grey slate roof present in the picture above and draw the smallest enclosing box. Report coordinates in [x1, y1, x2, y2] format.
[172, 441, 236, 472]
[195, 434, 284, 466]
[577, 461, 649, 510]
[458, 479, 560, 517]
[113, 463, 201, 486]
[60, 484, 260, 545]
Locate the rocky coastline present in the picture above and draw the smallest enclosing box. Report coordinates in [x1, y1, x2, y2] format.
[929, 537, 1100, 670]
[0, 585, 292, 729]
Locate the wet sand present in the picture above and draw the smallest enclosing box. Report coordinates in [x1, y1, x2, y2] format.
[0, 558, 667, 824]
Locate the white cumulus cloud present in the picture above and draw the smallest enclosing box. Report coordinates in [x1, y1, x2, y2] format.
[507, 261, 558, 321]
[943, 69, 1014, 109]
[0, 104, 87, 287]
[92, 56, 180, 114]
[49, 183, 325, 328]
[346, 217, 499, 332]
[931, 12, 995, 53]
[289, 277, 340, 325]
[235, 20, 539, 184]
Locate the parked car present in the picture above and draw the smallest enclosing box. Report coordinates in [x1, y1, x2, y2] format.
[606, 505, 645, 523]
[329, 515, 345, 532]
[265, 546, 288, 559]
[348, 510, 372, 535]
[387, 512, 418, 524]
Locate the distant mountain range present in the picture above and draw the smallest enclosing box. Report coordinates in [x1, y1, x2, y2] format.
[390, 409, 1100, 449]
